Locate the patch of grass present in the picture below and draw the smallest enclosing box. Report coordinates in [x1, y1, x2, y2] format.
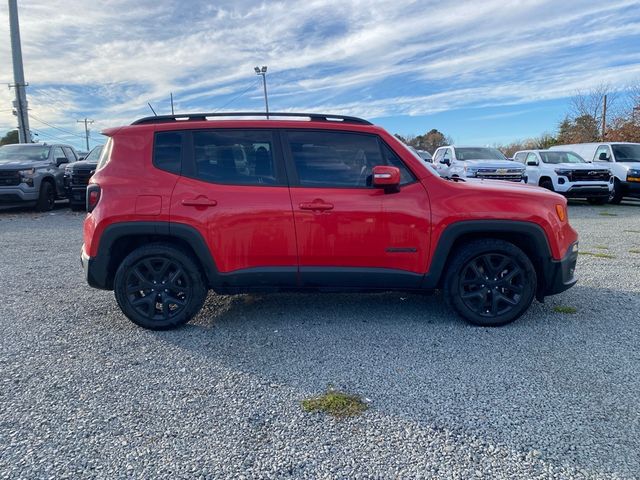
[630, 249, 640, 254]
[579, 251, 616, 259]
[598, 211, 618, 216]
[553, 305, 577, 314]
[594, 245, 609, 250]
[302, 389, 368, 418]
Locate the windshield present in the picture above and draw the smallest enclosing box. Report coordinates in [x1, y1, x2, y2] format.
[0, 145, 51, 162]
[455, 147, 506, 160]
[612, 144, 640, 162]
[84, 145, 104, 162]
[539, 151, 585, 164]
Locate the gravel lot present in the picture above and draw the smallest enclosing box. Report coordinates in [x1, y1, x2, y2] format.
[1, 201, 639, 479]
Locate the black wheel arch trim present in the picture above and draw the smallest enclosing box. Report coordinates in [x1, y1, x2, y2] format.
[421, 220, 554, 291]
[85, 221, 219, 290]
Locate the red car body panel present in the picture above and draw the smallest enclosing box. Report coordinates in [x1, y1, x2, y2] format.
[84, 119, 578, 283]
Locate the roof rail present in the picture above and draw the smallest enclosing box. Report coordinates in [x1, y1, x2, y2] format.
[131, 112, 372, 126]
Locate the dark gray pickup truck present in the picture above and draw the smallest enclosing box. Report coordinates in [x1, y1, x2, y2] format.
[0, 143, 79, 211]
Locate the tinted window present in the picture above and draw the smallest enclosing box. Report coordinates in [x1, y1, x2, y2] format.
[96, 138, 113, 171]
[193, 130, 277, 185]
[287, 131, 388, 188]
[63, 147, 76, 162]
[53, 147, 65, 161]
[0, 145, 50, 162]
[383, 145, 416, 185]
[154, 132, 183, 174]
[611, 144, 640, 162]
[455, 147, 506, 160]
[84, 145, 103, 163]
[594, 145, 611, 162]
[539, 151, 585, 164]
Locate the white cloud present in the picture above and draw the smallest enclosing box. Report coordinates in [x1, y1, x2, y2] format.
[0, 0, 639, 145]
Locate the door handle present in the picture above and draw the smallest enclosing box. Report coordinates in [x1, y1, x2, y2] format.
[181, 198, 217, 207]
[299, 201, 334, 211]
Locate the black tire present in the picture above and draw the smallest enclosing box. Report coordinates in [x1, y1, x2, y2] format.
[587, 197, 607, 205]
[608, 178, 623, 204]
[443, 239, 537, 327]
[35, 181, 55, 212]
[539, 179, 554, 191]
[114, 243, 207, 330]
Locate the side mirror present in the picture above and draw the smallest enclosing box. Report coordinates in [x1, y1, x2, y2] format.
[440, 158, 451, 166]
[372, 165, 400, 193]
[526, 159, 538, 166]
[56, 157, 68, 166]
[78, 156, 85, 161]
[598, 152, 609, 161]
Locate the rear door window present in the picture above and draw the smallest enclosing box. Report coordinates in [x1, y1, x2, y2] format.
[190, 130, 281, 185]
[153, 131, 183, 175]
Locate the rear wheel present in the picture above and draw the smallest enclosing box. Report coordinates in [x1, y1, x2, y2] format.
[114, 243, 207, 330]
[35, 181, 55, 212]
[608, 178, 623, 204]
[444, 239, 537, 327]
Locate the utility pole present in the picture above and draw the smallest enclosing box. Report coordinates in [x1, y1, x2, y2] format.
[8, 0, 31, 143]
[170, 92, 175, 115]
[601, 94, 607, 141]
[254, 66, 269, 119]
[77, 118, 94, 151]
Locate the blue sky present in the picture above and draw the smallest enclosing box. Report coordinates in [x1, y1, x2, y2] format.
[1, 0, 640, 150]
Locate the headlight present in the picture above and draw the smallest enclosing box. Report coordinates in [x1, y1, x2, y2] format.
[19, 168, 36, 187]
[64, 165, 73, 174]
[464, 166, 478, 177]
[554, 169, 572, 176]
[628, 169, 640, 182]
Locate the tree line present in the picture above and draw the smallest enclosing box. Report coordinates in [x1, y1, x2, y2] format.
[397, 83, 640, 157]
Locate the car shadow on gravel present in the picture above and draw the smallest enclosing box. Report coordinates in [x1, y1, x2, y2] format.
[152, 284, 639, 476]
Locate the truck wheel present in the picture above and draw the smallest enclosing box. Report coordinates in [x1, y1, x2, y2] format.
[608, 179, 623, 204]
[114, 243, 207, 330]
[587, 197, 607, 205]
[444, 239, 537, 327]
[539, 179, 554, 191]
[35, 181, 55, 212]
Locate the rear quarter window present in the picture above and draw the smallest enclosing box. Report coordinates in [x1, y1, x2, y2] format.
[153, 132, 183, 174]
[96, 138, 114, 171]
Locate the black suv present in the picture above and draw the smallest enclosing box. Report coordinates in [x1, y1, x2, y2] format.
[64, 145, 103, 210]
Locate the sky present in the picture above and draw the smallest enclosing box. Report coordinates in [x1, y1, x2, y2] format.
[1, 0, 640, 150]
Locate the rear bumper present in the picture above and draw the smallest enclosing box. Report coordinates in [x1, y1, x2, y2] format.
[541, 242, 578, 297]
[81, 246, 110, 290]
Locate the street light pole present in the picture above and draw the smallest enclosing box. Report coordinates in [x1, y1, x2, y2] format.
[254, 66, 269, 119]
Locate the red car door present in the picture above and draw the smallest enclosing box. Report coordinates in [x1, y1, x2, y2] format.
[283, 129, 431, 288]
[167, 129, 298, 287]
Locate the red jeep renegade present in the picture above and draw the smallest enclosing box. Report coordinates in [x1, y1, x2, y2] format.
[82, 112, 578, 330]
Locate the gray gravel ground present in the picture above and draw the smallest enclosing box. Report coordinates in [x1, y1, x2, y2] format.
[0, 200, 639, 479]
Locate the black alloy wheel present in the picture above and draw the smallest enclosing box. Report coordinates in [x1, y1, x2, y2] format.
[458, 253, 524, 318]
[444, 239, 536, 327]
[114, 244, 207, 329]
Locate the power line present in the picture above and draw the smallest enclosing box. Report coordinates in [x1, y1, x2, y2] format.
[213, 80, 260, 112]
[31, 129, 77, 144]
[30, 113, 85, 138]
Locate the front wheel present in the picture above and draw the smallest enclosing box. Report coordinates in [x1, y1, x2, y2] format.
[114, 243, 207, 330]
[444, 239, 537, 327]
[608, 178, 623, 204]
[35, 181, 55, 212]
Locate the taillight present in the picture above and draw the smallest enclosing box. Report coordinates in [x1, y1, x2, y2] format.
[87, 184, 101, 212]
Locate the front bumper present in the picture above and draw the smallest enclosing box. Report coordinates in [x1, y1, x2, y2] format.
[0, 186, 39, 204]
[66, 185, 88, 204]
[541, 242, 578, 298]
[622, 180, 640, 198]
[562, 185, 610, 198]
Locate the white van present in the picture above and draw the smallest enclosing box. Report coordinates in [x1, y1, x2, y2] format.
[550, 143, 640, 203]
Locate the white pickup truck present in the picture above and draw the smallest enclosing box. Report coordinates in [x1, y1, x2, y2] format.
[513, 149, 612, 204]
[432, 146, 525, 182]
[550, 143, 640, 204]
